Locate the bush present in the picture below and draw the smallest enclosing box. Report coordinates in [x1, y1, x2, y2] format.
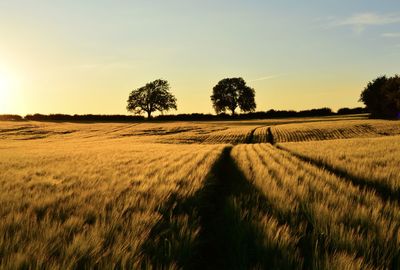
[0, 114, 23, 121]
[337, 107, 367, 115]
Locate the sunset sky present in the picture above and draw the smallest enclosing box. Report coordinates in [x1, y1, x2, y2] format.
[0, 0, 399, 115]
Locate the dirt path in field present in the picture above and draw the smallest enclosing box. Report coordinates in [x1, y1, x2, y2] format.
[266, 127, 275, 144]
[246, 125, 271, 144]
[246, 128, 257, 143]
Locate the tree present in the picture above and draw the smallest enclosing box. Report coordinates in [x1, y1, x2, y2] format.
[211, 77, 256, 115]
[359, 75, 400, 119]
[127, 79, 177, 118]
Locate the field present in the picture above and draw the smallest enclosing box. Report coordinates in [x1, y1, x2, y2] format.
[1, 115, 400, 269]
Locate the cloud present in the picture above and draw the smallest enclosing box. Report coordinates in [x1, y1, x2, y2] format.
[382, 32, 400, 38]
[249, 75, 281, 82]
[75, 61, 134, 70]
[332, 12, 400, 34]
[338, 13, 400, 26]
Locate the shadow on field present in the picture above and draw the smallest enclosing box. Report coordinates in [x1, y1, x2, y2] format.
[245, 127, 258, 144]
[138, 146, 301, 269]
[277, 145, 400, 203]
[191, 147, 302, 270]
[137, 191, 201, 269]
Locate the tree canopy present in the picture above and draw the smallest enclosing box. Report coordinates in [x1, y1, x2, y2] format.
[127, 79, 177, 118]
[211, 77, 256, 115]
[359, 75, 400, 119]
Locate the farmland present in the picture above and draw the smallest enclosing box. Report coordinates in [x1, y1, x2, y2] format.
[231, 144, 400, 269]
[279, 136, 400, 200]
[1, 115, 400, 269]
[268, 119, 400, 143]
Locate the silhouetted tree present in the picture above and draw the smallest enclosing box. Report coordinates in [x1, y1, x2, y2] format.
[211, 77, 256, 115]
[359, 75, 400, 119]
[127, 79, 177, 118]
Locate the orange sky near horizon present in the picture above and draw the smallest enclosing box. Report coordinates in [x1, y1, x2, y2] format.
[1, 1, 399, 115]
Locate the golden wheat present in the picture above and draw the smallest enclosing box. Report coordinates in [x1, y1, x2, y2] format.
[269, 119, 400, 143]
[0, 136, 223, 269]
[231, 143, 400, 269]
[279, 135, 400, 197]
[2, 117, 400, 269]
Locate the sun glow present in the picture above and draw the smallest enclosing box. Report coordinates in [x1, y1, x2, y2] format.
[0, 74, 10, 95]
[0, 70, 15, 113]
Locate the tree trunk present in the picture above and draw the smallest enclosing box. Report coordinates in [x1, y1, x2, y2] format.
[147, 111, 152, 119]
[231, 108, 236, 116]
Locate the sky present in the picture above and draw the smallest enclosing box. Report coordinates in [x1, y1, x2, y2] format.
[0, 0, 399, 115]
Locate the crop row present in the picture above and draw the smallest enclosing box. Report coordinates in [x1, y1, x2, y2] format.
[279, 135, 400, 200]
[269, 120, 400, 143]
[0, 141, 223, 269]
[231, 144, 400, 269]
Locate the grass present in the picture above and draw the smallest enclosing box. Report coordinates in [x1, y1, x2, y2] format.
[1, 115, 400, 269]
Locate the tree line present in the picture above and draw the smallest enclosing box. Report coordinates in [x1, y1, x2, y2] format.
[1, 107, 367, 122]
[127, 75, 399, 119]
[2, 75, 397, 122]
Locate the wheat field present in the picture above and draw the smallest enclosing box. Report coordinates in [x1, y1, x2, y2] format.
[0, 134, 224, 269]
[231, 144, 399, 269]
[267, 119, 400, 143]
[279, 135, 400, 200]
[1, 116, 400, 269]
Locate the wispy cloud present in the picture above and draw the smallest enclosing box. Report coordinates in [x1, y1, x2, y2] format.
[338, 13, 400, 26]
[329, 12, 400, 34]
[75, 61, 135, 70]
[382, 32, 400, 38]
[249, 74, 282, 82]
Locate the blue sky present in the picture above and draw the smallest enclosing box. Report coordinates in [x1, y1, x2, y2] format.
[0, 0, 399, 114]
